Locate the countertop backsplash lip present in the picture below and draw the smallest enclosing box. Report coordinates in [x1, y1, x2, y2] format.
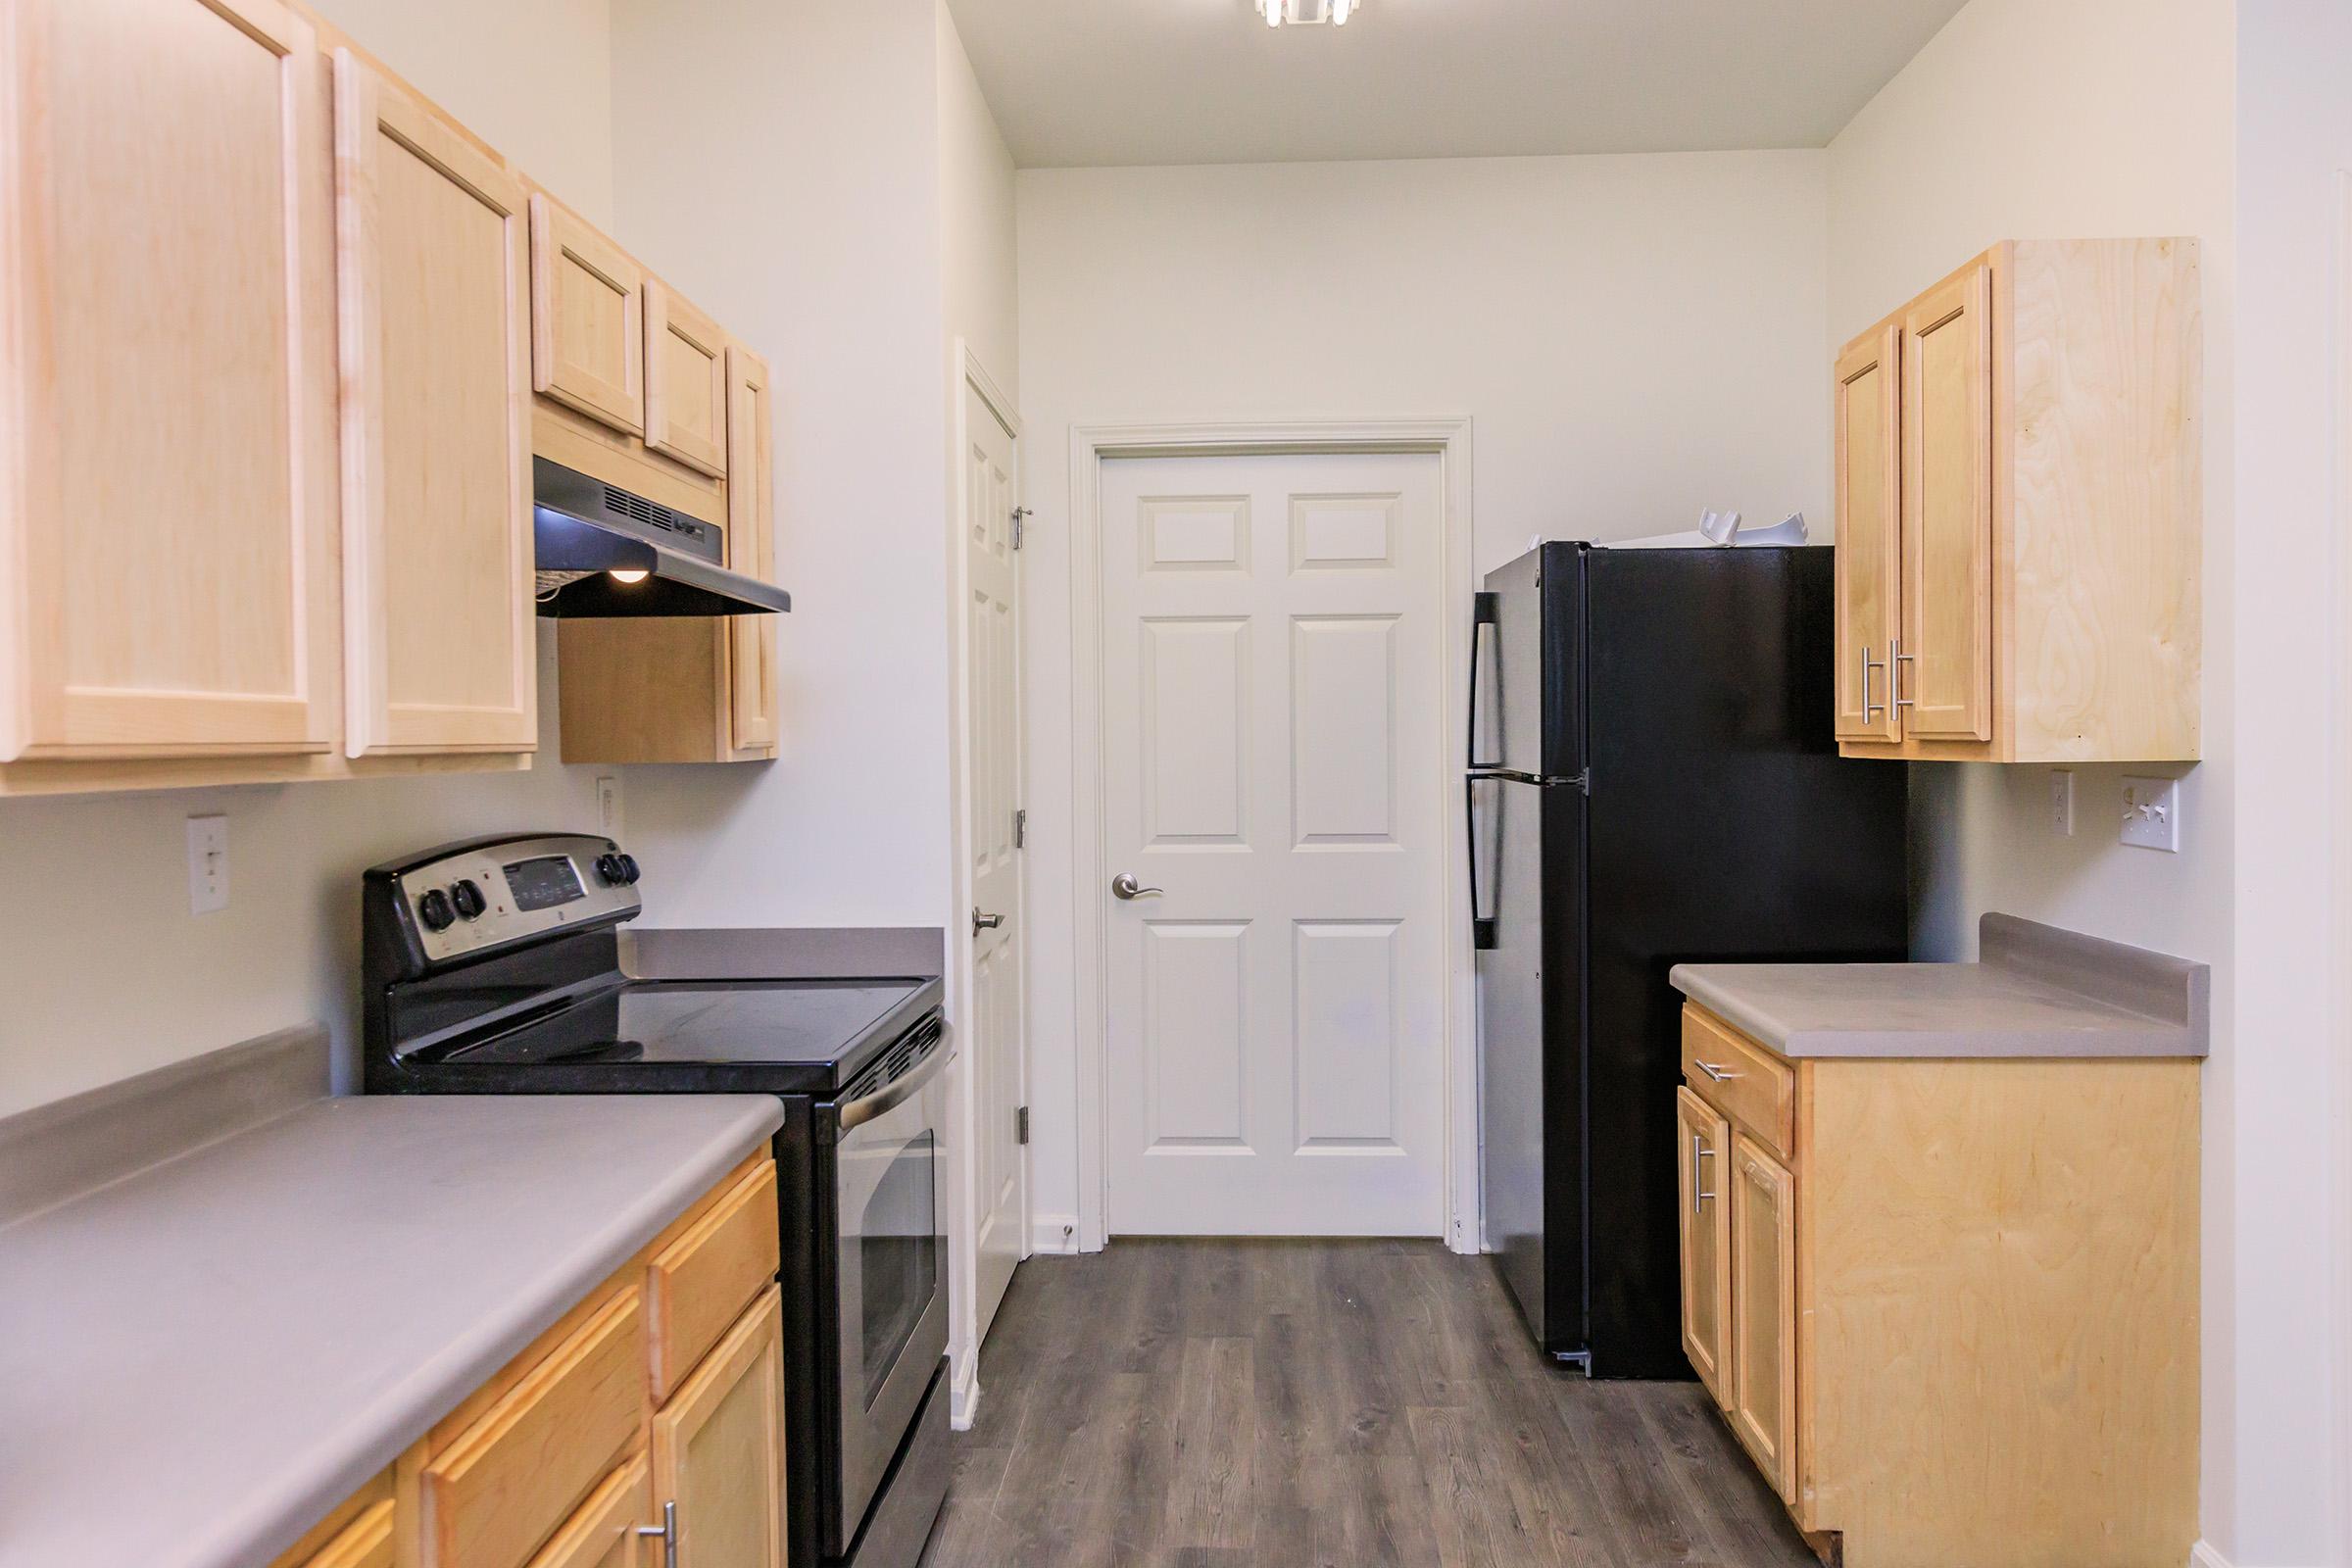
[1670, 911, 2210, 1060]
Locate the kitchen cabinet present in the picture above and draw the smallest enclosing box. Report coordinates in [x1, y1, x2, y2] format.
[1674, 1004, 2199, 1567]
[0, 0, 341, 768]
[1833, 238, 2202, 762]
[332, 50, 537, 759]
[530, 194, 647, 439]
[645, 282, 731, 479]
[650, 1289, 788, 1568]
[556, 337, 780, 765]
[1725, 1134, 1795, 1503]
[1673, 1088, 1730, 1407]
[276, 1156, 782, 1568]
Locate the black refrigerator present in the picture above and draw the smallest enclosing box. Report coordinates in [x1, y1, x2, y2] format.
[1470, 541, 1907, 1377]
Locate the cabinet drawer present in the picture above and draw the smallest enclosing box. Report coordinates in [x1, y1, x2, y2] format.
[522, 1453, 653, 1568]
[293, 1499, 395, 1568]
[648, 1159, 780, 1402]
[1682, 1005, 1794, 1159]
[422, 1287, 648, 1568]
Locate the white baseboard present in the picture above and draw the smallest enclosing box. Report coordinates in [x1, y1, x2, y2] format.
[2188, 1541, 2232, 1568]
[1029, 1213, 1082, 1255]
[949, 1352, 981, 1432]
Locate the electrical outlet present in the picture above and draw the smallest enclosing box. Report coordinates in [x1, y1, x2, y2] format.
[186, 814, 229, 913]
[2049, 769, 2075, 836]
[2120, 776, 2180, 853]
[596, 775, 623, 840]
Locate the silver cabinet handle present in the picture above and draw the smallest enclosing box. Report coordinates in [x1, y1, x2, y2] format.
[1691, 1133, 1715, 1214]
[638, 1500, 678, 1568]
[973, 907, 1004, 934]
[1693, 1059, 1742, 1084]
[1891, 634, 1915, 710]
[1110, 872, 1162, 901]
[1859, 643, 1886, 719]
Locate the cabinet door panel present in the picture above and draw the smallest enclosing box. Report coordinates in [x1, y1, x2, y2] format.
[1, 0, 337, 760]
[645, 283, 728, 478]
[1676, 1088, 1732, 1407]
[333, 53, 535, 757]
[1728, 1134, 1798, 1503]
[725, 347, 779, 753]
[1834, 321, 1902, 743]
[529, 195, 645, 436]
[524, 1455, 653, 1568]
[650, 1287, 785, 1568]
[1902, 260, 1994, 741]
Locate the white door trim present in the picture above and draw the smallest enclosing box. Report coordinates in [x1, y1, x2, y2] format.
[945, 340, 1026, 1430]
[1065, 417, 1478, 1254]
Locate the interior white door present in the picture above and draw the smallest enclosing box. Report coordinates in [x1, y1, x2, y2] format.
[961, 376, 1027, 1339]
[1101, 451, 1447, 1236]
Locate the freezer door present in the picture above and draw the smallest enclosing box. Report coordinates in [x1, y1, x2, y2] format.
[1480, 543, 1584, 780]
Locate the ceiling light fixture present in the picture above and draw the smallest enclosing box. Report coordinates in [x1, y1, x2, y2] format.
[1258, 0, 1356, 26]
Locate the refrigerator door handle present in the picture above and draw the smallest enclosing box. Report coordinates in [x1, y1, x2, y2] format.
[1468, 591, 1500, 770]
[1467, 776, 1499, 951]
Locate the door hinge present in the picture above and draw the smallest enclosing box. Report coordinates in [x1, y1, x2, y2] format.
[1011, 507, 1032, 550]
[1015, 1105, 1030, 1146]
[1014, 808, 1028, 848]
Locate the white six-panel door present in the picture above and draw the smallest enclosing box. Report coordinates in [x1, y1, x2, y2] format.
[1101, 452, 1446, 1236]
[961, 373, 1027, 1341]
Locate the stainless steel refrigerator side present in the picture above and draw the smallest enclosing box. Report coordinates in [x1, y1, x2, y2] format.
[1476, 771, 1551, 1342]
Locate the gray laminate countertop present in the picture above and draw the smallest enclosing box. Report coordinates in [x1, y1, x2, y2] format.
[0, 1089, 783, 1568]
[1670, 912, 2209, 1059]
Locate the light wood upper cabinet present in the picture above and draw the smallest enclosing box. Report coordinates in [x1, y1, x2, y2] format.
[650, 1288, 788, 1568]
[645, 283, 730, 479]
[1675, 1087, 1731, 1409]
[726, 347, 781, 754]
[1834, 239, 2201, 762]
[1726, 1134, 1797, 1505]
[530, 195, 646, 438]
[332, 51, 536, 759]
[1833, 322, 1902, 745]
[1900, 258, 1994, 742]
[0, 0, 339, 763]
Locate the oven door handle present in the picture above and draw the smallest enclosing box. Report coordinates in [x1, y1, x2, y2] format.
[838, 1045, 956, 1132]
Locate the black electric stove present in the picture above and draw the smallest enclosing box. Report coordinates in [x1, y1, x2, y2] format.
[362, 833, 952, 1568]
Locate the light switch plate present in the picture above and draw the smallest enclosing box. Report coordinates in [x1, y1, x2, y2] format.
[2120, 776, 2180, 852]
[2049, 769, 2075, 836]
[186, 814, 229, 913]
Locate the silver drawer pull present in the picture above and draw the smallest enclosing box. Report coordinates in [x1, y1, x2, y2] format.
[1691, 1133, 1715, 1213]
[1693, 1060, 1742, 1084]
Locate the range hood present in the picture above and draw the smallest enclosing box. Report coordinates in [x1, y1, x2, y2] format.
[531, 457, 792, 618]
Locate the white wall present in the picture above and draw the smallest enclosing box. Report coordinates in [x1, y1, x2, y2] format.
[606, 0, 958, 931]
[1013, 151, 1833, 1236]
[0, 0, 619, 1119]
[1823, 0, 2330, 1561]
[2230, 5, 2352, 1563]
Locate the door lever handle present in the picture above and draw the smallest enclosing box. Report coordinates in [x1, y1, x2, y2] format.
[1110, 872, 1162, 902]
[973, 908, 1005, 934]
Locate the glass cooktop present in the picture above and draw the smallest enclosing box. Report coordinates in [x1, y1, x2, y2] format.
[451, 978, 930, 1068]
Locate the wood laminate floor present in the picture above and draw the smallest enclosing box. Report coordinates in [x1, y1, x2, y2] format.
[922, 1239, 1817, 1568]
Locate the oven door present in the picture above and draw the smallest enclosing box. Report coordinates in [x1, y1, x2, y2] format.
[829, 1028, 952, 1550]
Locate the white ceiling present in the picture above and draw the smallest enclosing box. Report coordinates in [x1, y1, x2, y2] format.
[946, 0, 1971, 169]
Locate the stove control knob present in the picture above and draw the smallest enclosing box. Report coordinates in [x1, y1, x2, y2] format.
[416, 888, 456, 933]
[615, 854, 642, 886]
[451, 879, 486, 921]
[595, 853, 625, 886]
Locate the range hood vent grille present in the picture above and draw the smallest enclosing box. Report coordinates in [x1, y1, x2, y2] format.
[601, 484, 696, 537]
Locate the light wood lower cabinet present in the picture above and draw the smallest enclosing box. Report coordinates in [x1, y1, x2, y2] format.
[1676, 1004, 2199, 1567]
[1674, 1088, 1730, 1407]
[277, 1157, 782, 1568]
[651, 1290, 788, 1568]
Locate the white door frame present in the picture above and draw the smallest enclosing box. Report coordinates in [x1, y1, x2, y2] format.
[944, 340, 1027, 1429]
[1066, 417, 1478, 1254]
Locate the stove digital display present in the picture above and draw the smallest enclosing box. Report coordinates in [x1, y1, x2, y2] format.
[503, 856, 586, 912]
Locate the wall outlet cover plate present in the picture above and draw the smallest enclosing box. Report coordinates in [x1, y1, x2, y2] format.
[2120, 776, 2180, 852]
